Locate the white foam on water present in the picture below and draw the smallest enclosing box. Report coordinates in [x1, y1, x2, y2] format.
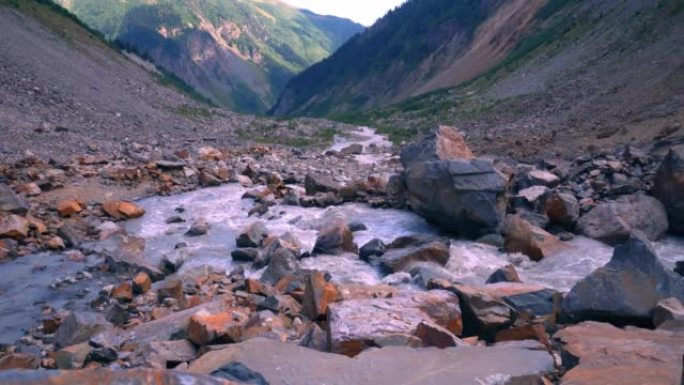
[329, 126, 394, 165]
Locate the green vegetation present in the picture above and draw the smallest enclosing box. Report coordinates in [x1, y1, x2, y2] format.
[53, 0, 363, 113]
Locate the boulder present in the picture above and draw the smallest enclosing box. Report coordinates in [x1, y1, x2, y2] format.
[236, 222, 269, 248]
[0, 214, 30, 240]
[312, 218, 356, 255]
[512, 186, 549, 211]
[327, 290, 462, 356]
[102, 200, 145, 220]
[211, 362, 270, 385]
[400, 125, 474, 169]
[260, 248, 298, 285]
[340, 143, 363, 155]
[577, 194, 668, 245]
[111, 281, 134, 302]
[54, 312, 112, 349]
[231, 248, 261, 262]
[304, 173, 340, 195]
[56, 199, 83, 217]
[0, 369, 236, 385]
[56, 342, 91, 369]
[185, 218, 209, 236]
[528, 170, 560, 187]
[486, 264, 522, 284]
[0, 183, 28, 215]
[448, 284, 516, 338]
[562, 232, 684, 324]
[379, 241, 450, 272]
[0, 353, 40, 370]
[359, 238, 386, 261]
[504, 215, 566, 261]
[502, 289, 561, 319]
[544, 191, 580, 229]
[301, 271, 339, 320]
[187, 308, 250, 346]
[132, 340, 198, 369]
[187, 338, 554, 385]
[404, 159, 507, 238]
[133, 272, 152, 294]
[653, 144, 684, 233]
[653, 297, 684, 330]
[555, 321, 684, 385]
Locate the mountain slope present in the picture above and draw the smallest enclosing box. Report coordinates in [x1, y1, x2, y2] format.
[55, 0, 363, 114]
[271, 0, 547, 116]
[274, 0, 684, 159]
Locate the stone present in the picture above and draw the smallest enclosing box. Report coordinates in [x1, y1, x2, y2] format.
[653, 297, 684, 329]
[46, 236, 65, 250]
[512, 186, 549, 211]
[486, 264, 522, 284]
[400, 125, 474, 169]
[57, 199, 83, 217]
[187, 338, 554, 385]
[404, 159, 507, 238]
[495, 324, 549, 346]
[653, 144, 684, 233]
[157, 278, 184, 303]
[231, 248, 261, 262]
[187, 308, 249, 345]
[111, 281, 134, 302]
[528, 170, 560, 187]
[504, 215, 566, 261]
[0, 369, 237, 385]
[17, 182, 41, 196]
[449, 284, 516, 338]
[236, 174, 254, 187]
[301, 271, 339, 320]
[555, 321, 684, 385]
[95, 234, 164, 280]
[211, 362, 270, 385]
[155, 160, 186, 170]
[133, 272, 152, 294]
[102, 200, 145, 220]
[56, 342, 91, 369]
[312, 218, 356, 255]
[134, 339, 197, 369]
[340, 143, 363, 155]
[379, 241, 450, 272]
[414, 321, 461, 348]
[0, 214, 30, 239]
[54, 312, 112, 349]
[260, 248, 298, 285]
[359, 238, 386, 261]
[236, 222, 269, 248]
[304, 173, 340, 195]
[186, 218, 209, 236]
[562, 232, 684, 325]
[327, 290, 462, 356]
[577, 194, 669, 245]
[544, 191, 580, 229]
[0, 353, 40, 370]
[502, 289, 561, 319]
[0, 183, 28, 215]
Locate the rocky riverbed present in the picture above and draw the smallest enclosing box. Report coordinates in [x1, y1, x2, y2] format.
[0, 126, 683, 385]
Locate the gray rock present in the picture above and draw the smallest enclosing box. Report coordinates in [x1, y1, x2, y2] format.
[55, 312, 112, 349]
[359, 238, 386, 261]
[340, 143, 363, 155]
[379, 241, 450, 273]
[133, 339, 197, 369]
[502, 289, 560, 318]
[400, 125, 473, 169]
[312, 218, 356, 255]
[562, 232, 684, 324]
[653, 145, 684, 233]
[231, 248, 261, 262]
[260, 248, 298, 285]
[577, 194, 669, 245]
[0, 183, 28, 215]
[404, 159, 507, 238]
[304, 173, 340, 195]
[449, 284, 516, 338]
[653, 297, 684, 330]
[186, 338, 554, 385]
[185, 218, 209, 237]
[236, 222, 269, 248]
[486, 265, 522, 284]
[544, 191, 580, 229]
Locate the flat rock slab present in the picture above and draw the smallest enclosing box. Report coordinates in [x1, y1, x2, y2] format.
[555, 321, 684, 385]
[0, 369, 237, 385]
[188, 337, 554, 385]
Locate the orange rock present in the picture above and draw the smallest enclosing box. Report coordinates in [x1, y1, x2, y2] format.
[302, 271, 339, 320]
[102, 200, 145, 220]
[495, 324, 550, 348]
[132, 272, 151, 294]
[57, 200, 83, 217]
[504, 215, 566, 261]
[46, 236, 65, 250]
[187, 308, 249, 345]
[111, 281, 133, 302]
[26, 216, 47, 234]
[0, 353, 40, 369]
[435, 125, 475, 160]
[0, 214, 30, 239]
[244, 278, 264, 295]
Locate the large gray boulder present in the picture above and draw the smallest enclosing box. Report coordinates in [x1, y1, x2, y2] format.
[400, 125, 474, 169]
[562, 232, 684, 325]
[404, 159, 508, 238]
[577, 194, 668, 245]
[653, 145, 684, 233]
[187, 338, 554, 385]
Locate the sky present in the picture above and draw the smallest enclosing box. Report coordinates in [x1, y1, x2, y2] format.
[282, 0, 407, 26]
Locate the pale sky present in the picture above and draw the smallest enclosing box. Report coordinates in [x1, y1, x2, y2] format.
[283, 0, 407, 26]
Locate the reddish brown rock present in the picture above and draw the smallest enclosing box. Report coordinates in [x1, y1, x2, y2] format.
[0, 214, 30, 239]
[46, 236, 65, 250]
[112, 281, 134, 302]
[187, 308, 250, 345]
[57, 200, 83, 217]
[0, 353, 40, 370]
[132, 272, 152, 294]
[495, 324, 550, 347]
[555, 321, 684, 385]
[301, 271, 339, 320]
[102, 200, 145, 220]
[504, 215, 566, 261]
[0, 369, 237, 385]
[415, 321, 461, 348]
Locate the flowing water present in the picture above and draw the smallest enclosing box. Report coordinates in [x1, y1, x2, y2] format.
[2, 128, 683, 344]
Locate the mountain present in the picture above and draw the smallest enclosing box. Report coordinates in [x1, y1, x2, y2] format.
[273, 0, 684, 158]
[54, 0, 364, 114]
[0, 0, 348, 162]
